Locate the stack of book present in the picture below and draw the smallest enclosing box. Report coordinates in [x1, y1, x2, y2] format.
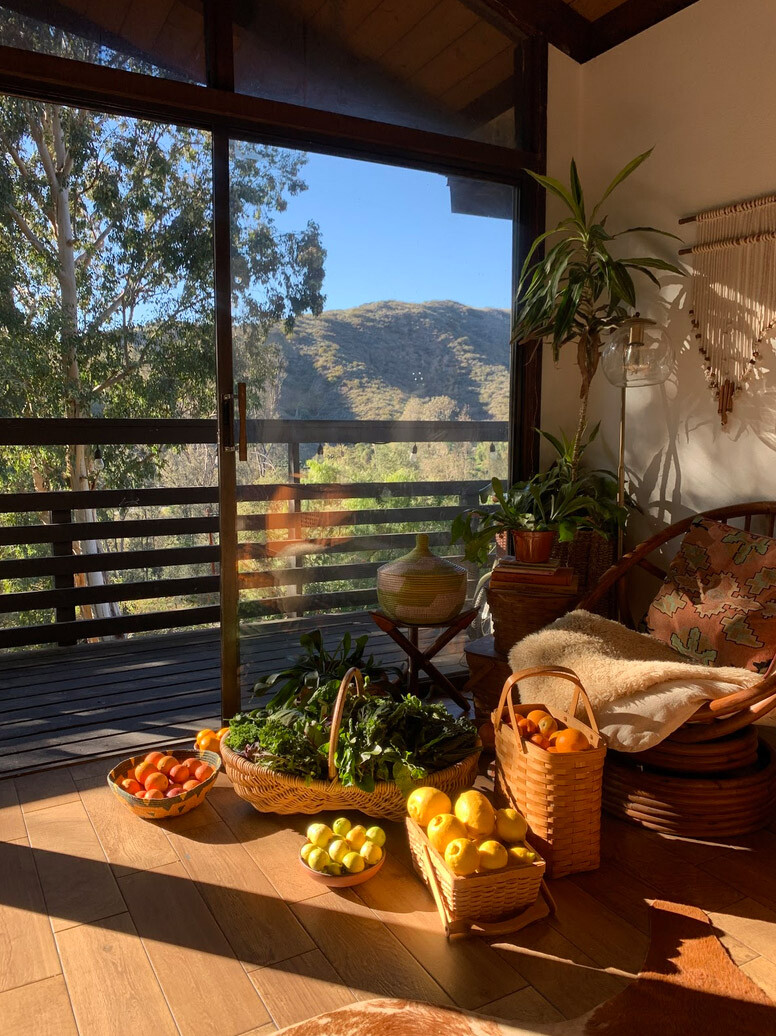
[489, 559, 578, 595]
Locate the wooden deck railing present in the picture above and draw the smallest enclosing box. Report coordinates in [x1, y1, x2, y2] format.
[0, 417, 505, 649]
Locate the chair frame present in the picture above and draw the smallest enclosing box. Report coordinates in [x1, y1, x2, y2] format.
[578, 502, 776, 743]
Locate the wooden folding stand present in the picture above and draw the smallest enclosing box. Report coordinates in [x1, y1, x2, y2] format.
[369, 608, 477, 712]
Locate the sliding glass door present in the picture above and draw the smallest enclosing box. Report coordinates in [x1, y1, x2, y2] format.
[219, 141, 514, 716]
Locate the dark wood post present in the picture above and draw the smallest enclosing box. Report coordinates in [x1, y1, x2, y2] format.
[50, 508, 77, 646]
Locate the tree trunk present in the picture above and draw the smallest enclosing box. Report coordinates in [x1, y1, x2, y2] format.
[48, 104, 119, 625]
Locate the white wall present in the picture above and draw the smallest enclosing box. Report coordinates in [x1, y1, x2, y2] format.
[544, 0, 776, 544]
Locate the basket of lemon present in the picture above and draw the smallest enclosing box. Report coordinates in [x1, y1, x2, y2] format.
[405, 786, 554, 939]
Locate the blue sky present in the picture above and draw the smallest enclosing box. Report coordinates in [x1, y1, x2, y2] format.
[274, 151, 514, 313]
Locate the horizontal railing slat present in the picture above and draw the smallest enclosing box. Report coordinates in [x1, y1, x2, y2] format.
[236, 503, 468, 533]
[239, 588, 379, 619]
[0, 545, 220, 579]
[0, 576, 220, 615]
[0, 417, 507, 446]
[237, 530, 453, 561]
[0, 606, 221, 649]
[0, 479, 483, 514]
[0, 515, 219, 547]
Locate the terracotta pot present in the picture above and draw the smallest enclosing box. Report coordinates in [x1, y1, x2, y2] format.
[511, 530, 556, 564]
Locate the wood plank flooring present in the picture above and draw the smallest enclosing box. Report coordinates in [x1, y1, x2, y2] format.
[0, 614, 469, 776]
[1, 756, 775, 1035]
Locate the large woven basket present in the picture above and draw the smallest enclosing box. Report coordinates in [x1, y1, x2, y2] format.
[221, 668, 481, 822]
[492, 667, 606, 879]
[488, 584, 579, 656]
[406, 817, 546, 933]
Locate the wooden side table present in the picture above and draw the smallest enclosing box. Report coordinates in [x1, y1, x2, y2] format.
[369, 609, 477, 712]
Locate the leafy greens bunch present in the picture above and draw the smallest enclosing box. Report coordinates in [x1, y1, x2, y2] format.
[227, 681, 478, 795]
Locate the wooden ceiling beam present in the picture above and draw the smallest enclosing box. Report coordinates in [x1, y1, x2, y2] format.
[586, 0, 702, 60]
[461, 0, 595, 62]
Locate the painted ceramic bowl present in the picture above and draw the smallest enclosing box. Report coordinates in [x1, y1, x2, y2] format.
[107, 749, 221, 820]
[299, 851, 386, 887]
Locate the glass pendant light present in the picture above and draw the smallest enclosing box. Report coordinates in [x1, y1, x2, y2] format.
[602, 316, 674, 388]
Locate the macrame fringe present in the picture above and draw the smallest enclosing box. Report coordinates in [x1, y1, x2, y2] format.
[687, 195, 776, 424]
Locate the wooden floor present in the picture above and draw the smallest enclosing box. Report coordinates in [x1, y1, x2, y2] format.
[2, 756, 776, 1036]
[0, 613, 469, 777]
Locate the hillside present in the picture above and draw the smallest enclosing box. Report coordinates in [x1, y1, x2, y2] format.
[267, 300, 510, 422]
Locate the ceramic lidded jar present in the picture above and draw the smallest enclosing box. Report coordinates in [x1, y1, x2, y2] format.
[377, 533, 467, 624]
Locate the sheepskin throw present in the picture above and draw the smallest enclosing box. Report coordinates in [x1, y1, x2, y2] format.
[508, 609, 759, 751]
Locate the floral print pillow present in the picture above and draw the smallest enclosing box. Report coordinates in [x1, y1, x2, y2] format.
[645, 517, 776, 672]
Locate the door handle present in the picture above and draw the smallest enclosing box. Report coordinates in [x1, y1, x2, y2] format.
[237, 382, 247, 462]
[221, 392, 234, 452]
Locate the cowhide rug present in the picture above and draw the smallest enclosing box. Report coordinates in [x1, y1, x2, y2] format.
[275, 901, 776, 1035]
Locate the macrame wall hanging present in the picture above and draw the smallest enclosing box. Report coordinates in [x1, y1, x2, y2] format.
[680, 193, 776, 424]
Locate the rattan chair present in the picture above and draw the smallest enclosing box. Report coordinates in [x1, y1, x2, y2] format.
[574, 502, 776, 837]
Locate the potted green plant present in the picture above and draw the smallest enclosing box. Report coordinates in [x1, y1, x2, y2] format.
[514, 149, 683, 476]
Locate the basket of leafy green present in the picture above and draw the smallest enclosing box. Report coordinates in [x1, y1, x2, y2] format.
[222, 668, 481, 820]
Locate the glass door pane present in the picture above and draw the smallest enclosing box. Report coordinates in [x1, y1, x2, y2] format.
[226, 142, 513, 710]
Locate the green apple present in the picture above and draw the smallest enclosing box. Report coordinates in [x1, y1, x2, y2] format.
[306, 822, 333, 849]
[328, 838, 349, 864]
[343, 851, 365, 874]
[345, 824, 367, 851]
[306, 847, 330, 872]
[332, 817, 351, 838]
[360, 841, 383, 866]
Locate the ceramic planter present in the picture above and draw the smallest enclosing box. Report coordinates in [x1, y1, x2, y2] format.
[511, 530, 556, 564]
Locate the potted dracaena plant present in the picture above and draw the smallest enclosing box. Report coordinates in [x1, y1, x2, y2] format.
[453, 151, 681, 571]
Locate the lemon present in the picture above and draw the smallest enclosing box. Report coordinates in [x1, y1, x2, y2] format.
[343, 851, 365, 874]
[325, 861, 343, 876]
[360, 841, 383, 866]
[328, 838, 349, 864]
[427, 813, 468, 853]
[444, 837, 479, 876]
[508, 845, 537, 866]
[407, 787, 451, 827]
[306, 822, 333, 849]
[332, 817, 351, 838]
[306, 847, 330, 872]
[478, 840, 508, 871]
[300, 842, 316, 864]
[454, 790, 495, 838]
[365, 825, 386, 847]
[495, 808, 528, 844]
[345, 824, 367, 850]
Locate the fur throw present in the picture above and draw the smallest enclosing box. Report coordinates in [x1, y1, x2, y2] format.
[508, 609, 758, 718]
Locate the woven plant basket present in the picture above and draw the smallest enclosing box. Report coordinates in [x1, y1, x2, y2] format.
[406, 817, 548, 936]
[488, 584, 579, 656]
[552, 531, 616, 618]
[221, 667, 481, 822]
[492, 667, 606, 878]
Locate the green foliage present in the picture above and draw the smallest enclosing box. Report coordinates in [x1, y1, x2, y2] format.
[253, 629, 401, 708]
[227, 684, 478, 793]
[451, 425, 628, 564]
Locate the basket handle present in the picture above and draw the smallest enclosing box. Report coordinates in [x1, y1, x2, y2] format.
[327, 667, 366, 780]
[494, 666, 600, 739]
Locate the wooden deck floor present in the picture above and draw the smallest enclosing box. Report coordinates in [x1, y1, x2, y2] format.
[2, 759, 776, 1036]
[0, 613, 469, 777]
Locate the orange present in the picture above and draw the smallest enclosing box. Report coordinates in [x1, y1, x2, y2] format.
[134, 790, 146, 800]
[517, 717, 537, 737]
[216, 727, 229, 739]
[144, 788, 164, 800]
[182, 757, 200, 771]
[157, 755, 177, 776]
[478, 722, 495, 749]
[553, 728, 591, 753]
[194, 762, 213, 782]
[196, 734, 222, 756]
[195, 728, 216, 748]
[526, 710, 551, 726]
[169, 764, 190, 784]
[120, 777, 141, 794]
[145, 751, 164, 766]
[144, 771, 169, 792]
[134, 760, 157, 785]
[182, 779, 200, 791]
